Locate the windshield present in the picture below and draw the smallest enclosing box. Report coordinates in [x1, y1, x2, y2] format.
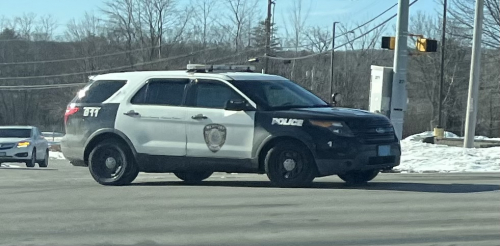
[0, 129, 32, 138]
[230, 79, 329, 110]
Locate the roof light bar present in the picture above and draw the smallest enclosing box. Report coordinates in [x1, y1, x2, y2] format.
[186, 64, 255, 72]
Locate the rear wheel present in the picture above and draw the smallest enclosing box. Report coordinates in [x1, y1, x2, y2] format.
[26, 150, 36, 168]
[174, 171, 213, 183]
[38, 149, 49, 168]
[338, 170, 379, 184]
[265, 142, 317, 187]
[89, 139, 139, 186]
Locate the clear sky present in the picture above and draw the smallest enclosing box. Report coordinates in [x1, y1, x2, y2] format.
[0, 0, 439, 37]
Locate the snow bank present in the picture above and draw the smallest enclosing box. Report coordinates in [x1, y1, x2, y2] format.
[49, 151, 66, 160]
[404, 131, 458, 141]
[396, 140, 500, 173]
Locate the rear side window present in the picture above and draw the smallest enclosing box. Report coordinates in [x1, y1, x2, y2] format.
[131, 79, 189, 106]
[75, 80, 126, 103]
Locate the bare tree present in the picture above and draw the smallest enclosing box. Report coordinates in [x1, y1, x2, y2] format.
[222, 0, 258, 51]
[33, 15, 58, 41]
[102, 0, 138, 66]
[448, 0, 500, 48]
[193, 0, 218, 47]
[16, 13, 37, 40]
[284, 0, 310, 53]
[304, 26, 331, 52]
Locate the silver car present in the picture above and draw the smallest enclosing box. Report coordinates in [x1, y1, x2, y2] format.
[0, 126, 49, 168]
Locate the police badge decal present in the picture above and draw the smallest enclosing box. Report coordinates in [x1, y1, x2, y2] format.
[203, 124, 227, 153]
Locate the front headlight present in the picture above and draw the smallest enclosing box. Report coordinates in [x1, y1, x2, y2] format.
[309, 120, 354, 137]
[17, 141, 31, 148]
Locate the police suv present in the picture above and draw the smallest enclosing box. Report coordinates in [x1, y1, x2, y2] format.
[61, 64, 400, 187]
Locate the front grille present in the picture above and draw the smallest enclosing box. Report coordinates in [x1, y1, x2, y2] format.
[0, 143, 15, 150]
[347, 118, 397, 144]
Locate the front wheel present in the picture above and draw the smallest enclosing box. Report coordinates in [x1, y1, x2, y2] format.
[89, 139, 139, 186]
[26, 150, 36, 168]
[174, 171, 213, 183]
[38, 150, 49, 168]
[265, 142, 317, 188]
[338, 170, 379, 184]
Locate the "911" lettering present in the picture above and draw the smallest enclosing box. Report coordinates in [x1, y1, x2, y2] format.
[83, 107, 101, 117]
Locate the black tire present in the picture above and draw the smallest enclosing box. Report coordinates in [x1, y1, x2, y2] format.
[338, 170, 379, 184]
[26, 149, 36, 168]
[38, 150, 49, 168]
[265, 142, 317, 188]
[88, 139, 139, 186]
[174, 171, 213, 183]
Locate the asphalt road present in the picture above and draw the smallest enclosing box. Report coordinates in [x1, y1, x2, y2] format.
[1, 159, 499, 246]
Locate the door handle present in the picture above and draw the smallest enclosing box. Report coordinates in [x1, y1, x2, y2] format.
[124, 110, 140, 117]
[191, 114, 208, 120]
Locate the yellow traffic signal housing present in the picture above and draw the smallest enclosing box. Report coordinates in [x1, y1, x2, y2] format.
[416, 38, 438, 52]
[381, 36, 396, 50]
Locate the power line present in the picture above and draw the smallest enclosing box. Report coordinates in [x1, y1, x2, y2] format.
[0, 42, 186, 66]
[0, 48, 261, 89]
[280, 2, 398, 50]
[267, 0, 420, 61]
[0, 83, 87, 91]
[0, 47, 218, 80]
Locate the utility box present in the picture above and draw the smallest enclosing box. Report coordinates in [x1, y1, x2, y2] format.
[369, 66, 393, 117]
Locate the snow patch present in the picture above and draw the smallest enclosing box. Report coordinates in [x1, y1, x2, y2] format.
[396, 140, 500, 173]
[49, 151, 66, 160]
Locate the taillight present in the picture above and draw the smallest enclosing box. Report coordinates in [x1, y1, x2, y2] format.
[64, 105, 79, 124]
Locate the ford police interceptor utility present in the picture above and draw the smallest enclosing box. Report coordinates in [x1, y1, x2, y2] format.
[61, 64, 401, 187]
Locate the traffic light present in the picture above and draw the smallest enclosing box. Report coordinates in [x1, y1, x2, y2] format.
[381, 36, 396, 50]
[416, 38, 438, 52]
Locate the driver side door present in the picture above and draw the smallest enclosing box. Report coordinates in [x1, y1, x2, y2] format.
[184, 79, 255, 159]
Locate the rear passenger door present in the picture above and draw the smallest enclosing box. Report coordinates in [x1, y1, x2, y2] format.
[115, 78, 189, 156]
[184, 79, 255, 159]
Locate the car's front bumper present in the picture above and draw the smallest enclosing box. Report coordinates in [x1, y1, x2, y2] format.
[314, 142, 401, 176]
[0, 146, 34, 163]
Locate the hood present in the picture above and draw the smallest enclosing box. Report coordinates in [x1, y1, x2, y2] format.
[0, 138, 30, 144]
[277, 107, 384, 120]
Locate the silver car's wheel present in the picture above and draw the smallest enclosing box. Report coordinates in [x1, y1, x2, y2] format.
[38, 150, 49, 168]
[26, 150, 36, 168]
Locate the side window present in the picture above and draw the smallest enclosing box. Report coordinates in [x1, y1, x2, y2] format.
[75, 80, 126, 103]
[189, 80, 244, 109]
[131, 79, 189, 106]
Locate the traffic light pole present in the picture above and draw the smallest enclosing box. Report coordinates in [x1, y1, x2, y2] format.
[264, 0, 273, 74]
[437, 0, 447, 130]
[330, 22, 338, 104]
[464, 0, 484, 148]
[390, 0, 410, 140]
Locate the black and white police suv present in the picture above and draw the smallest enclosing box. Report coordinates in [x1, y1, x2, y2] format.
[61, 64, 400, 187]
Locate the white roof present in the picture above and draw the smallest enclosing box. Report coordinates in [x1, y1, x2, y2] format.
[90, 71, 287, 84]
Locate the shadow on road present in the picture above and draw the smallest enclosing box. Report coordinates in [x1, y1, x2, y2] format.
[132, 180, 500, 193]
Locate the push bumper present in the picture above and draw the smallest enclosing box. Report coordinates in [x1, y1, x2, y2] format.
[314, 143, 401, 176]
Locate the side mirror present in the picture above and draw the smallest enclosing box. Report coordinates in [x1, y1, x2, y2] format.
[332, 93, 341, 107]
[224, 99, 255, 111]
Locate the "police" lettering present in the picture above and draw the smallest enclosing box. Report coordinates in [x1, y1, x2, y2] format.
[271, 118, 304, 126]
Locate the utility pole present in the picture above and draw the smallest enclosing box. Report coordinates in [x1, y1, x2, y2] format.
[464, 0, 484, 148]
[390, 0, 410, 140]
[330, 22, 338, 104]
[264, 0, 273, 74]
[436, 0, 447, 133]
